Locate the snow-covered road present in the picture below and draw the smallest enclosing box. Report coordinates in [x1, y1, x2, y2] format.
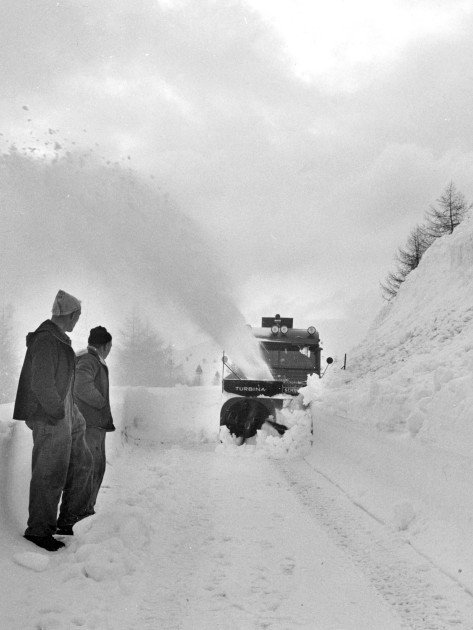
[3, 375, 473, 629]
[5, 433, 473, 629]
[5, 440, 405, 629]
[281, 458, 473, 629]
[113, 443, 403, 630]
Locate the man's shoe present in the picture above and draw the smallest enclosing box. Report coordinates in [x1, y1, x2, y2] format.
[24, 535, 65, 552]
[55, 525, 74, 536]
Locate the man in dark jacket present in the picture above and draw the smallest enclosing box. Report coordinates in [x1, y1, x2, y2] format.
[74, 326, 115, 516]
[14, 290, 93, 552]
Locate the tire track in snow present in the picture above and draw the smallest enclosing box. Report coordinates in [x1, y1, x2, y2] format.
[277, 458, 473, 630]
[132, 445, 316, 630]
[128, 445, 404, 630]
[129, 445, 301, 630]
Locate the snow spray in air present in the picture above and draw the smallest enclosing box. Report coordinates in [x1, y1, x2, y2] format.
[0, 147, 271, 379]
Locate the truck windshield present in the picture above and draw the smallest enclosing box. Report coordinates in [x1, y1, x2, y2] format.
[260, 342, 317, 375]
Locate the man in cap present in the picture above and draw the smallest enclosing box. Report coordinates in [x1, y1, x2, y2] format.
[14, 290, 93, 551]
[74, 326, 115, 520]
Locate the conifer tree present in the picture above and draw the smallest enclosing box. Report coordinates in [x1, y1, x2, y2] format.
[381, 182, 470, 301]
[381, 225, 433, 301]
[193, 364, 203, 386]
[397, 225, 433, 271]
[380, 270, 407, 301]
[115, 311, 179, 387]
[425, 182, 470, 237]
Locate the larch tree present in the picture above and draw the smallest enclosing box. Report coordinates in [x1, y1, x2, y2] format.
[381, 225, 433, 301]
[381, 183, 470, 301]
[425, 182, 470, 237]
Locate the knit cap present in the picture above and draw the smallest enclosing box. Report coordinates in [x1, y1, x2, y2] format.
[88, 326, 112, 346]
[52, 290, 81, 316]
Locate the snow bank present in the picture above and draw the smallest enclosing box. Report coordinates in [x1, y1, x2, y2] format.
[118, 385, 221, 445]
[307, 211, 473, 452]
[119, 384, 313, 458]
[0, 405, 30, 536]
[300, 212, 473, 590]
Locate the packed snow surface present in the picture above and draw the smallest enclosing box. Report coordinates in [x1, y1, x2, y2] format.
[1, 390, 408, 630]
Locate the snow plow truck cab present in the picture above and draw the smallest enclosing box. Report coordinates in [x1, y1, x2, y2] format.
[220, 315, 332, 444]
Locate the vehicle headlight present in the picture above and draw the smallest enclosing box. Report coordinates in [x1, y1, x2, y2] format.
[307, 326, 316, 336]
[271, 325, 279, 335]
[280, 325, 288, 334]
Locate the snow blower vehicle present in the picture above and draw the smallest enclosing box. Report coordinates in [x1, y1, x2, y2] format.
[220, 314, 332, 445]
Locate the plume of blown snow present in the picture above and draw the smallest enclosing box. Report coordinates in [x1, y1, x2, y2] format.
[0, 147, 271, 378]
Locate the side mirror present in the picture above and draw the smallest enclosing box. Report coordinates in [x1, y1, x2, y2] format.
[321, 356, 333, 377]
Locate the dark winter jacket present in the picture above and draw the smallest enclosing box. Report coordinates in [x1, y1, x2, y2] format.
[13, 320, 76, 421]
[73, 346, 115, 432]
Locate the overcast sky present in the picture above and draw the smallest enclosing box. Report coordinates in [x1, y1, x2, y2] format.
[1, 0, 473, 359]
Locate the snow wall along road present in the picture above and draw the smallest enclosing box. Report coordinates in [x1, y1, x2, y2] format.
[302, 209, 473, 595]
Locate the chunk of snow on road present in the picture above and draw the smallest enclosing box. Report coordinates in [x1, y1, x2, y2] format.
[13, 552, 50, 572]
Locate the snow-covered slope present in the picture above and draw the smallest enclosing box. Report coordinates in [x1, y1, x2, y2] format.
[312, 210, 473, 448]
[299, 211, 473, 594]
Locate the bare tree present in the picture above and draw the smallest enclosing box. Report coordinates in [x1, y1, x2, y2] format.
[380, 269, 407, 301]
[397, 224, 433, 270]
[381, 224, 433, 300]
[425, 182, 470, 237]
[381, 183, 470, 301]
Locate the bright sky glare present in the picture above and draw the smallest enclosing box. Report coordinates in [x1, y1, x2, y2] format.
[246, 0, 472, 86]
